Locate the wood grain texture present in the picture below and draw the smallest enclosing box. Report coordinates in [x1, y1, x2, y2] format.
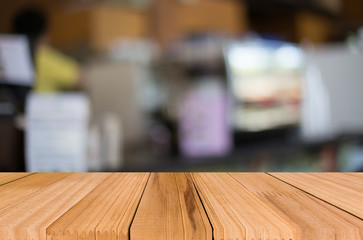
[0, 173, 71, 211]
[346, 172, 363, 178]
[270, 172, 363, 219]
[230, 173, 363, 240]
[0, 173, 109, 240]
[192, 172, 296, 240]
[130, 173, 212, 240]
[0, 172, 33, 185]
[0, 172, 361, 240]
[47, 172, 149, 240]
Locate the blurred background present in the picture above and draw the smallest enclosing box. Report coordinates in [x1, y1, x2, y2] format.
[0, 0, 363, 172]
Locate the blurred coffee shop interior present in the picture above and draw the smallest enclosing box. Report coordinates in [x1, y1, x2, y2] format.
[0, 0, 363, 172]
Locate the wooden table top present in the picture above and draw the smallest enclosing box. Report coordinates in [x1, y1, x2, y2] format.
[0, 172, 362, 240]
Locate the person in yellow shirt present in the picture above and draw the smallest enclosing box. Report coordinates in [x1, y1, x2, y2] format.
[13, 7, 81, 92]
[35, 45, 80, 92]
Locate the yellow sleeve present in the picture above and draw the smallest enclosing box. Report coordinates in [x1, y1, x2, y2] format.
[36, 46, 79, 92]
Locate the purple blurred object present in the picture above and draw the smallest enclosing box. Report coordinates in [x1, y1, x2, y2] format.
[179, 77, 232, 160]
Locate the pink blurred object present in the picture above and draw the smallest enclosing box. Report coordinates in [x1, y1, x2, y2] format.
[179, 78, 232, 160]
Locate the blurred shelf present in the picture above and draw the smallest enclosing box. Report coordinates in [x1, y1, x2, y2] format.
[121, 126, 320, 172]
[246, 0, 339, 18]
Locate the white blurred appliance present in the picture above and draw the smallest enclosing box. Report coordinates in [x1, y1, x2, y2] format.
[26, 93, 90, 172]
[302, 44, 363, 142]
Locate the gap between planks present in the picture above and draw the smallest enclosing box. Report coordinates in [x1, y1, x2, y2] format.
[192, 172, 363, 240]
[0, 172, 35, 186]
[0, 172, 362, 240]
[268, 172, 363, 221]
[130, 173, 213, 240]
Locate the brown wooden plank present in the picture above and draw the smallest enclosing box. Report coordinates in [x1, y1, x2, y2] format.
[95, 173, 150, 240]
[192, 172, 296, 240]
[0, 172, 33, 185]
[175, 173, 212, 240]
[46, 173, 149, 240]
[0, 172, 71, 211]
[345, 172, 363, 179]
[270, 172, 363, 218]
[229, 173, 363, 240]
[0, 173, 109, 240]
[130, 173, 212, 240]
[0, 172, 361, 240]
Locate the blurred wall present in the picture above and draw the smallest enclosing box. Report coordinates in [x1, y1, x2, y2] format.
[3, 0, 362, 50]
[342, 0, 363, 24]
[49, 9, 91, 50]
[50, 4, 150, 51]
[296, 11, 333, 43]
[90, 5, 150, 51]
[153, 0, 247, 46]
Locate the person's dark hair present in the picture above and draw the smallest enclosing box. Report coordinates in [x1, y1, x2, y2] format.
[12, 7, 48, 59]
[13, 7, 48, 38]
